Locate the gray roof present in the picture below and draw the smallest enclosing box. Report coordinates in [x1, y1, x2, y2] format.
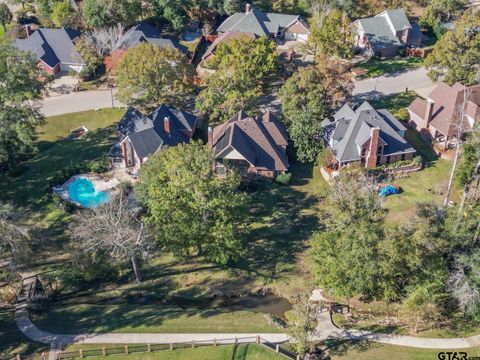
[381, 9, 411, 32]
[113, 104, 198, 160]
[13, 27, 84, 68]
[217, 8, 302, 37]
[117, 23, 176, 50]
[323, 102, 415, 162]
[357, 16, 401, 50]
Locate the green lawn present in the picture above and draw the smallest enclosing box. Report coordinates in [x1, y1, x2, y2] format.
[63, 343, 283, 360]
[354, 57, 424, 79]
[328, 340, 480, 360]
[31, 303, 281, 334]
[0, 25, 5, 39]
[370, 91, 417, 116]
[0, 108, 125, 223]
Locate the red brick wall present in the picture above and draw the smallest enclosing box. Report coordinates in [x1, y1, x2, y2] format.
[366, 128, 380, 168]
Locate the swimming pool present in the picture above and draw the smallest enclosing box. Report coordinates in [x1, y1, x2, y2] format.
[68, 177, 110, 208]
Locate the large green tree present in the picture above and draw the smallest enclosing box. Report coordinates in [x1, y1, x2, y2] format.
[308, 8, 353, 60]
[51, 0, 76, 27]
[0, 44, 44, 169]
[196, 35, 278, 123]
[136, 141, 248, 265]
[425, 9, 480, 85]
[116, 43, 193, 110]
[81, 0, 141, 28]
[310, 169, 386, 299]
[0, 3, 13, 30]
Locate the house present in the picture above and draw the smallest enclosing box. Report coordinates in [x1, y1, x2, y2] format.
[408, 82, 480, 145]
[322, 101, 416, 169]
[13, 27, 85, 75]
[201, 31, 258, 64]
[352, 9, 423, 57]
[216, 4, 309, 42]
[108, 105, 198, 170]
[210, 110, 289, 178]
[115, 23, 177, 51]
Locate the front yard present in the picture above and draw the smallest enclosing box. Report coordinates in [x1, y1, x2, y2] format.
[354, 57, 424, 79]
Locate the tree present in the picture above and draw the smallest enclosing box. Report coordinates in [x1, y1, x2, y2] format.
[308, 8, 353, 60]
[288, 109, 324, 162]
[70, 190, 154, 283]
[310, 169, 386, 299]
[136, 141, 248, 265]
[116, 43, 193, 110]
[196, 35, 278, 123]
[51, 0, 75, 27]
[81, 0, 141, 28]
[81, 0, 110, 27]
[82, 25, 124, 58]
[425, 9, 480, 85]
[223, 0, 242, 14]
[0, 3, 13, 30]
[286, 294, 317, 355]
[75, 37, 103, 80]
[0, 44, 45, 169]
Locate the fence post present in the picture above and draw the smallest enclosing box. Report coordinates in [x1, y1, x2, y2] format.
[192, 340, 195, 349]
[275, 344, 280, 353]
[102, 347, 106, 356]
[169, 343, 173, 350]
[79, 349, 83, 358]
[124, 345, 128, 354]
[256, 335, 260, 344]
[213, 338, 217, 347]
[147, 344, 151, 352]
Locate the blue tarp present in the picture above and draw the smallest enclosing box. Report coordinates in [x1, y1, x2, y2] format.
[379, 185, 400, 197]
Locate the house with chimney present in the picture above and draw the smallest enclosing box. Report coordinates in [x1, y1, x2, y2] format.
[210, 110, 289, 178]
[408, 82, 480, 146]
[352, 9, 422, 58]
[108, 105, 198, 170]
[115, 23, 179, 51]
[13, 27, 85, 76]
[322, 101, 416, 169]
[216, 4, 309, 42]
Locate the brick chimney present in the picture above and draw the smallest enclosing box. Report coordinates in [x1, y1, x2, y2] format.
[25, 25, 33, 37]
[424, 98, 434, 126]
[365, 127, 381, 168]
[245, 3, 252, 13]
[207, 126, 213, 148]
[163, 116, 170, 135]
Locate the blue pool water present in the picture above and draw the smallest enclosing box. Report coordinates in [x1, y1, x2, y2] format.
[182, 32, 200, 41]
[68, 177, 110, 208]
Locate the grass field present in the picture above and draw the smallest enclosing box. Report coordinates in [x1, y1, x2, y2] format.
[354, 57, 424, 79]
[63, 343, 284, 359]
[31, 303, 281, 334]
[327, 340, 480, 360]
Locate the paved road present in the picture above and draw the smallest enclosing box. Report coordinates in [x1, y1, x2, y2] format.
[353, 67, 436, 100]
[40, 89, 123, 117]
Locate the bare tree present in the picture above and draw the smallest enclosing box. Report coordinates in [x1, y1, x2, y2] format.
[82, 24, 125, 57]
[448, 262, 480, 316]
[70, 190, 154, 283]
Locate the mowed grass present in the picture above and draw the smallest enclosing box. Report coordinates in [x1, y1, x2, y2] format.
[0, 108, 125, 222]
[31, 303, 281, 334]
[63, 343, 283, 360]
[354, 57, 424, 78]
[370, 91, 417, 115]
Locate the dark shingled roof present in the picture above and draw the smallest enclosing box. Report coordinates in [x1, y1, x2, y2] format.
[114, 104, 198, 160]
[212, 110, 289, 172]
[13, 27, 84, 68]
[324, 102, 415, 162]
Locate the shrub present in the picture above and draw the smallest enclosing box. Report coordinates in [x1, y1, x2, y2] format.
[395, 107, 410, 121]
[276, 173, 292, 185]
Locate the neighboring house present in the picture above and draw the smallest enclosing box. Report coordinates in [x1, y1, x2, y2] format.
[116, 23, 177, 51]
[216, 4, 309, 42]
[408, 82, 480, 145]
[322, 101, 416, 169]
[108, 105, 198, 170]
[352, 9, 422, 58]
[13, 27, 85, 75]
[210, 110, 289, 178]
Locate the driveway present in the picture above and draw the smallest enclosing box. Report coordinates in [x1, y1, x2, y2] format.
[40, 89, 123, 117]
[353, 67, 436, 101]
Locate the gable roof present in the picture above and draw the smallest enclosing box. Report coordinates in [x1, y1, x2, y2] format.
[114, 105, 198, 160]
[408, 82, 480, 137]
[13, 27, 84, 68]
[378, 9, 412, 32]
[324, 102, 415, 162]
[355, 16, 402, 50]
[116, 23, 176, 50]
[216, 7, 305, 37]
[212, 110, 289, 172]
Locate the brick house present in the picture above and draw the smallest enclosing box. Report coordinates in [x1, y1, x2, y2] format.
[13, 27, 85, 76]
[352, 9, 422, 58]
[108, 105, 198, 170]
[322, 101, 416, 169]
[210, 110, 289, 178]
[408, 82, 480, 146]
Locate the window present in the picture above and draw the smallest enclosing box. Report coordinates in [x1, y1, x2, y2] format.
[376, 157, 381, 166]
[401, 153, 406, 161]
[376, 146, 383, 155]
[386, 156, 391, 164]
